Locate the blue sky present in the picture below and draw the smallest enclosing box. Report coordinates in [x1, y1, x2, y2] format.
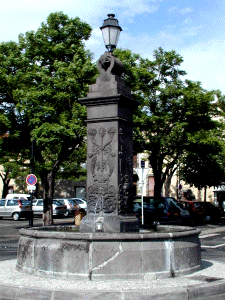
[1, 0, 225, 94]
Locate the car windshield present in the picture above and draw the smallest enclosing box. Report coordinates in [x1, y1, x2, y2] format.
[53, 200, 63, 206]
[56, 200, 64, 204]
[145, 198, 165, 209]
[73, 199, 85, 204]
[69, 200, 77, 205]
[20, 200, 30, 206]
[166, 198, 184, 210]
[0, 200, 5, 206]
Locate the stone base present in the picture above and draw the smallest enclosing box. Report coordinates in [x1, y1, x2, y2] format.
[16, 225, 202, 280]
[79, 213, 139, 233]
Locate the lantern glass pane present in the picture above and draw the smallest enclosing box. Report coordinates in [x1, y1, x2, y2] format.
[109, 27, 120, 47]
[101, 27, 110, 46]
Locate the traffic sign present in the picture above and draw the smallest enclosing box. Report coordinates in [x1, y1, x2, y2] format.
[27, 185, 36, 191]
[141, 160, 145, 168]
[26, 174, 37, 186]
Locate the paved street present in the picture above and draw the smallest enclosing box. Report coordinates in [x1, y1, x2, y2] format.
[0, 217, 75, 261]
[199, 223, 225, 263]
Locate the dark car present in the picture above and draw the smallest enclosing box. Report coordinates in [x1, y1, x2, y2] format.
[177, 200, 205, 224]
[202, 202, 224, 223]
[178, 200, 223, 224]
[133, 196, 190, 227]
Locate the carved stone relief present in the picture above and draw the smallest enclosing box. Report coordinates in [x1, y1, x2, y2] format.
[87, 126, 117, 213]
[118, 125, 134, 214]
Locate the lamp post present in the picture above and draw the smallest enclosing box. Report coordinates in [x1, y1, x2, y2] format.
[100, 14, 122, 52]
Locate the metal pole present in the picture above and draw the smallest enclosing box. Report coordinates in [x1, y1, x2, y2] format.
[141, 167, 144, 225]
[29, 191, 33, 227]
[29, 140, 35, 227]
[141, 160, 145, 226]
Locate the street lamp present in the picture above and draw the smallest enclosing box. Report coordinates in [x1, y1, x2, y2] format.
[100, 14, 122, 52]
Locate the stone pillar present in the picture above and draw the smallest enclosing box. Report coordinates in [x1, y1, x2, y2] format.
[79, 52, 139, 233]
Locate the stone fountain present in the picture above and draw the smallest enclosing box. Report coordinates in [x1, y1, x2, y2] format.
[16, 15, 201, 281]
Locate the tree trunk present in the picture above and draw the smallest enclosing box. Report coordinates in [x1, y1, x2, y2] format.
[154, 181, 163, 198]
[150, 157, 163, 198]
[204, 186, 207, 202]
[2, 177, 10, 198]
[164, 176, 172, 197]
[42, 171, 55, 225]
[153, 168, 163, 198]
[164, 166, 177, 197]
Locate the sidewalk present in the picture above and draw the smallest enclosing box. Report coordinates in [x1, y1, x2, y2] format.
[0, 258, 225, 299]
[1, 225, 225, 300]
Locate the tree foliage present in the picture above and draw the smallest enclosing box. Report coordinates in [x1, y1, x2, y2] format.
[0, 12, 97, 224]
[0, 40, 32, 197]
[114, 48, 223, 197]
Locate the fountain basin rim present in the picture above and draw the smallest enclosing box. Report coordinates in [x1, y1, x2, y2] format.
[19, 225, 201, 241]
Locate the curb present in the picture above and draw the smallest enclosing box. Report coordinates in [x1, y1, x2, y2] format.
[188, 281, 225, 300]
[0, 280, 225, 300]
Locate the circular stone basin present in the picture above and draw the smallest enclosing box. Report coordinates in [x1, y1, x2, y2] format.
[16, 225, 201, 280]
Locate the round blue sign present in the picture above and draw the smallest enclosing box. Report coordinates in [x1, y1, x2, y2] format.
[26, 174, 37, 186]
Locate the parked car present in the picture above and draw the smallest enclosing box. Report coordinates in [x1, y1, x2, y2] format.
[69, 198, 87, 211]
[178, 200, 223, 224]
[32, 199, 67, 217]
[6, 193, 31, 201]
[55, 198, 80, 217]
[0, 198, 30, 221]
[133, 196, 190, 227]
[177, 200, 205, 224]
[201, 202, 224, 223]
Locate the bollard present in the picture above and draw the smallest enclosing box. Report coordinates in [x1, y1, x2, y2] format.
[75, 209, 82, 226]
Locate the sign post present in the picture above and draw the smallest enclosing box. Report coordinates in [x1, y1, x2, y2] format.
[141, 160, 145, 226]
[26, 174, 37, 227]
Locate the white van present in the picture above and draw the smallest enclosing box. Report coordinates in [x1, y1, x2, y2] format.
[6, 193, 31, 201]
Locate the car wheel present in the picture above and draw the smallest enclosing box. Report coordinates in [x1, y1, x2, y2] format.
[205, 215, 211, 223]
[13, 212, 20, 221]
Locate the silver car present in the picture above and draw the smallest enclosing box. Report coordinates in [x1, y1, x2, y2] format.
[55, 199, 80, 217]
[0, 198, 30, 221]
[69, 198, 87, 211]
[32, 199, 67, 217]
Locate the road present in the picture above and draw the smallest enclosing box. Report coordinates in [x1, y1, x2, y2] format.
[0, 217, 75, 261]
[199, 223, 225, 263]
[0, 218, 225, 262]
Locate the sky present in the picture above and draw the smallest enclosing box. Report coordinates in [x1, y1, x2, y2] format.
[0, 0, 225, 94]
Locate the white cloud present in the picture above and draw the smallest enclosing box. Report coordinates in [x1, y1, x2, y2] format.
[180, 40, 225, 93]
[169, 7, 178, 12]
[168, 6, 193, 15]
[179, 26, 203, 38]
[183, 17, 193, 25]
[180, 7, 193, 15]
[106, 32, 225, 95]
[3, 0, 156, 20]
[0, 0, 160, 42]
[1, 0, 224, 96]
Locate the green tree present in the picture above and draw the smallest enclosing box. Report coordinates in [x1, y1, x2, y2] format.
[114, 48, 221, 198]
[179, 89, 225, 201]
[0, 12, 97, 224]
[180, 141, 225, 201]
[0, 41, 32, 197]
